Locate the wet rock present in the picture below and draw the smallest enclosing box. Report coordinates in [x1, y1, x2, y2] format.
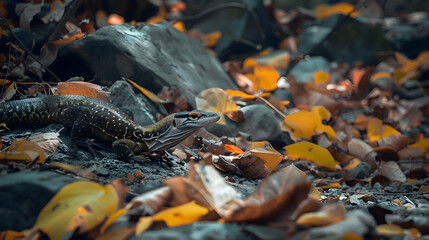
[0, 170, 76, 231]
[289, 56, 330, 84]
[109, 80, 167, 126]
[349, 162, 372, 179]
[183, 0, 277, 60]
[131, 222, 278, 240]
[299, 15, 391, 65]
[51, 22, 238, 108]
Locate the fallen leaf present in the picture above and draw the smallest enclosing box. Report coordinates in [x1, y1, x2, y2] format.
[408, 138, 429, 153]
[0, 139, 46, 164]
[27, 181, 118, 240]
[367, 118, 400, 142]
[54, 81, 110, 102]
[195, 88, 239, 125]
[314, 2, 359, 20]
[284, 141, 336, 170]
[249, 64, 279, 92]
[202, 30, 221, 47]
[376, 224, 404, 236]
[283, 106, 336, 142]
[313, 70, 330, 84]
[49, 163, 81, 173]
[107, 13, 124, 25]
[224, 144, 244, 155]
[153, 201, 208, 227]
[296, 202, 345, 226]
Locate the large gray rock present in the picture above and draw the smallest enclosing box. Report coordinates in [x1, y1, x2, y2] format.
[51, 22, 238, 108]
[0, 170, 77, 231]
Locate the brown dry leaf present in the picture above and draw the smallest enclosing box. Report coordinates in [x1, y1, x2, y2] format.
[296, 202, 345, 226]
[284, 141, 336, 171]
[0, 82, 16, 102]
[232, 152, 271, 179]
[54, 81, 110, 102]
[212, 155, 244, 176]
[25, 181, 119, 240]
[377, 161, 407, 183]
[396, 107, 422, 131]
[249, 143, 283, 173]
[226, 164, 312, 222]
[373, 146, 399, 161]
[52, 33, 85, 46]
[0, 230, 25, 239]
[195, 88, 239, 125]
[157, 88, 188, 113]
[127, 186, 172, 214]
[353, 114, 370, 130]
[376, 134, 413, 151]
[290, 195, 322, 220]
[347, 138, 379, 169]
[27, 132, 62, 157]
[0, 139, 46, 164]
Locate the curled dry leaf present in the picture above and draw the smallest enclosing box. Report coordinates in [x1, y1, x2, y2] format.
[347, 138, 379, 169]
[27, 132, 62, 157]
[213, 155, 244, 176]
[195, 88, 239, 125]
[127, 186, 173, 214]
[232, 152, 271, 179]
[377, 161, 407, 183]
[373, 146, 399, 161]
[0, 139, 46, 164]
[376, 134, 413, 151]
[54, 81, 110, 102]
[226, 164, 312, 222]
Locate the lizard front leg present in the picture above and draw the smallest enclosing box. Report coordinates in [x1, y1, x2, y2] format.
[112, 139, 148, 159]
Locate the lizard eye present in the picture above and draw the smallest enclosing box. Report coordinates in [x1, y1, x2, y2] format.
[172, 119, 176, 127]
[188, 113, 200, 121]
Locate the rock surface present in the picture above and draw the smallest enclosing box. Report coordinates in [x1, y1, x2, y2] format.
[0, 170, 77, 231]
[51, 22, 238, 108]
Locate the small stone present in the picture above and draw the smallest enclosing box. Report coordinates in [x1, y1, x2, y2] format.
[349, 162, 372, 179]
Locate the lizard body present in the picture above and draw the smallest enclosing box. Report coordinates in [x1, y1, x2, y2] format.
[0, 95, 219, 158]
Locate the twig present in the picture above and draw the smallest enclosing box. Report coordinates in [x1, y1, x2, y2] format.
[7, 29, 62, 82]
[346, 191, 429, 196]
[172, 2, 266, 52]
[48, 0, 84, 42]
[282, 0, 369, 77]
[255, 95, 286, 118]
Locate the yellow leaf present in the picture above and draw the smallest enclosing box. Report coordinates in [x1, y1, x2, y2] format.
[147, 6, 166, 24]
[376, 224, 404, 236]
[95, 227, 134, 240]
[202, 30, 221, 47]
[243, 58, 257, 68]
[318, 182, 340, 189]
[225, 89, 256, 100]
[252, 64, 279, 92]
[408, 138, 429, 153]
[153, 201, 208, 227]
[284, 141, 336, 170]
[341, 233, 364, 240]
[344, 158, 361, 171]
[196, 88, 239, 125]
[100, 208, 128, 234]
[30, 181, 118, 240]
[313, 71, 330, 84]
[283, 106, 336, 142]
[367, 118, 400, 142]
[5, 42, 24, 55]
[314, 2, 359, 20]
[370, 71, 392, 83]
[126, 78, 166, 103]
[135, 216, 153, 235]
[250, 144, 283, 172]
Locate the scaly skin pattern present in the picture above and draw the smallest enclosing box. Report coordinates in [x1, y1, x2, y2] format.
[0, 95, 220, 157]
[0, 95, 128, 125]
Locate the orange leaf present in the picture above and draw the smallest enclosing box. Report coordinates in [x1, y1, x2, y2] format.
[126, 78, 165, 103]
[224, 144, 244, 155]
[367, 118, 400, 142]
[0, 230, 25, 240]
[135, 216, 153, 235]
[250, 144, 283, 172]
[54, 81, 110, 102]
[376, 224, 404, 236]
[313, 70, 330, 84]
[225, 89, 256, 100]
[147, 6, 166, 24]
[202, 30, 221, 47]
[314, 2, 359, 20]
[107, 13, 124, 25]
[171, 20, 186, 33]
[252, 64, 279, 92]
[284, 141, 336, 170]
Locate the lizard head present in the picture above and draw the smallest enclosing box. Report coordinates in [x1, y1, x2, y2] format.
[143, 110, 219, 152]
